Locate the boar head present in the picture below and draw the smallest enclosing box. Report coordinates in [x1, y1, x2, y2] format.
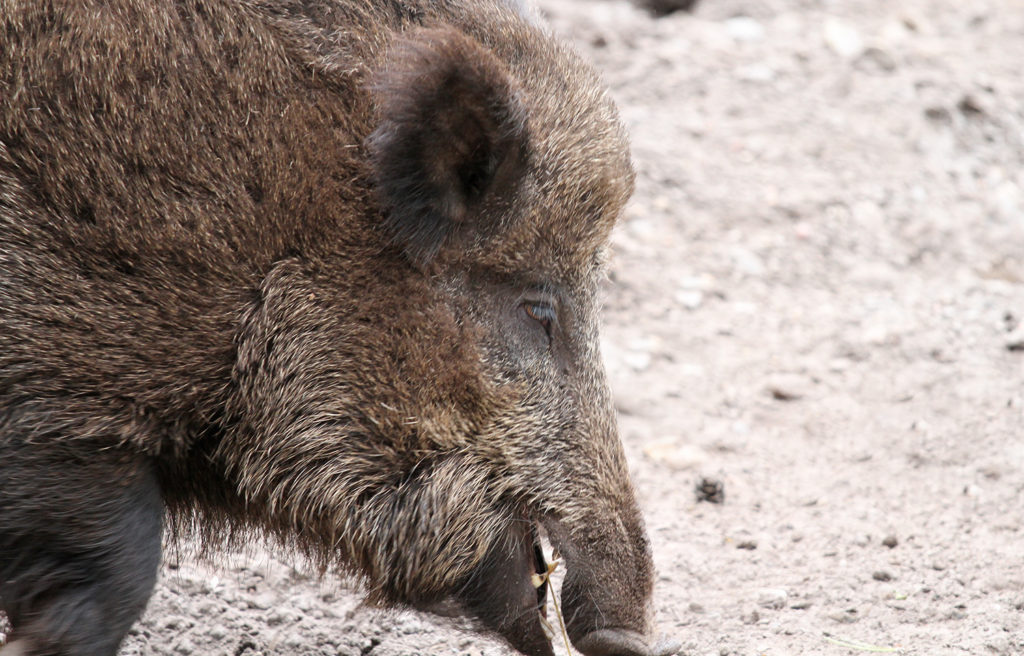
[227, 11, 673, 656]
[364, 22, 669, 656]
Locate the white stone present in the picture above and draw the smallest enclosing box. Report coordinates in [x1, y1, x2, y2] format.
[824, 18, 865, 58]
[726, 17, 766, 42]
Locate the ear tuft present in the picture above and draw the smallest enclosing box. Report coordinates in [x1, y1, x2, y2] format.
[367, 27, 530, 266]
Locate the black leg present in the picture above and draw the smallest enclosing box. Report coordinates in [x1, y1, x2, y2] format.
[0, 440, 164, 656]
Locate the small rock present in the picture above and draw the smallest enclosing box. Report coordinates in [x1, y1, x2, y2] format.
[675, 289, 705, 310]
[643, 442, 708, 470]
[249, 592, 277, 610]
[757, 588, 788, 609]
[162, 616, 189, 631]
[828, 608, 860, 624]
[882, 535, 898, 549]
[731, 247, 765, 276]
[282, 633, 306, 649]
[741, 609, 760, 625]
[924, 106, 952, 123]
[679, 273, 717, 291]
[824, 18, 865, 58]
[736, 539, 758, 550]
[858, 46, 897, 72]
[790, 600, 812, 610]
[688, 602, 706, 613]
[695, 476, 725, 504]
[766, 373, 810, 401]
[641, 0, 698, 17]
[1005, 327, 1024, 352]
[736, 63, 776, 82]
[725, 17, 765, 42]
[234, 640, 259, 655]
[873, 571, 894, 582]
[957, 94, 986, 117]
[624, 351, 653, 372]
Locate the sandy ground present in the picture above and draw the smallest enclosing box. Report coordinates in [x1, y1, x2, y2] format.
[4, 1, 1022, 654]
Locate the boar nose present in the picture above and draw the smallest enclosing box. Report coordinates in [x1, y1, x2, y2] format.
[542, 510, 675, 656]
[573, 629, 682, 656]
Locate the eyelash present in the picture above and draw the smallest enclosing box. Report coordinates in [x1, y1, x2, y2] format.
[522, 302, 556, 337]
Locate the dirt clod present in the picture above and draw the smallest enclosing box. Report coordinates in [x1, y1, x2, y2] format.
[695, 476, 725, 503]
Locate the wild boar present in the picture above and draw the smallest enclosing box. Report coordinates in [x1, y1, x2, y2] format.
[0, 1, 676, 655]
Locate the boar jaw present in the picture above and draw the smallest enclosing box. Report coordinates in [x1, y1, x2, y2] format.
[454, 520, 554, 656]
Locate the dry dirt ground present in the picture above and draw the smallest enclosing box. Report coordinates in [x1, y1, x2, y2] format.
[4, 0, 1021, 654]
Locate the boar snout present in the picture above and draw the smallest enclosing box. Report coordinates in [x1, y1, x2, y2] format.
[544, 513, 678, 656]
[574, 630, 683, 656]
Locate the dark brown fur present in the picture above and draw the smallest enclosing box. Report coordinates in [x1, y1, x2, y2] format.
[0, 1, 667, 655]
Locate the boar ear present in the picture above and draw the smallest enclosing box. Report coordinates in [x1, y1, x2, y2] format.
[368, 27, 530, 266]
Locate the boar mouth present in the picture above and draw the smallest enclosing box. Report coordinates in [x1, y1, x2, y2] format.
[530, 522, 549, 612]
[451, 517, 555, 656]
[455, 518, 678, 656]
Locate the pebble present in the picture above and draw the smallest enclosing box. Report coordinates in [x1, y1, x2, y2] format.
[858, 46, 897, 72]
[679, 273, 717, 291]
[736, 63, 776, 82]
[249, 592, 277, 610]
[757, 588, 788, 609]
[1005, 327, 1024, 352]
[873, 571, 894, 582]
[882, 535, 899, 549]
[624, 351, 652, 372]
[828, 608, 860, 624]
[675, 289, 705, 310]
[731, 247, 766, 276]
[643, 442, 708, 470]
[823, 18, 865, 58]
[765, 373, 810, 401]
[736, 540, 758, 550]
[162, 616, 189, 631]
[282, 633, 307, 648]
[695, 476, 725, 503]
[725, 17, 765, 42]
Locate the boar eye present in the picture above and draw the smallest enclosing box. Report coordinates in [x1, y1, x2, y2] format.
[522, 302, 556, 338]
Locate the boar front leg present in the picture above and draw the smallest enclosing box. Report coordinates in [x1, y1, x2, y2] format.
[0, 436, 163, 656]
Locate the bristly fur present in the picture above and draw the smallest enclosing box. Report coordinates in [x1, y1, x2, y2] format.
[0, 1, 652, 655]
